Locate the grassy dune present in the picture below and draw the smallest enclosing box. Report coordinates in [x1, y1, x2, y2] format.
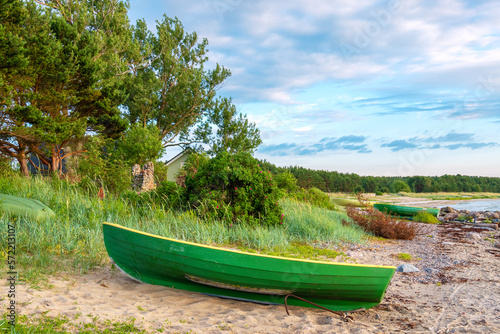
[0, 175, 369, 285]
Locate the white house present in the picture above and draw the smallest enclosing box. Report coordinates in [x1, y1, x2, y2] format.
[165, 151, 190, 182]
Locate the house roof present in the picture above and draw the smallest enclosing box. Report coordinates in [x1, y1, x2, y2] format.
[166, 151, 189, 166]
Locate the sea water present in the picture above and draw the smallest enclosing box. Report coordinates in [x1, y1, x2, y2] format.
[449, 200, 500, 212]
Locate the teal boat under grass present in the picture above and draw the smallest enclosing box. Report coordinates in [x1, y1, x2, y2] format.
[0, 193, 55, 220]
[103, 222, 396, 312]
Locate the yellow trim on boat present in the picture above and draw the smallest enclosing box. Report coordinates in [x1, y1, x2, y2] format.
[103, 222, 396, 269]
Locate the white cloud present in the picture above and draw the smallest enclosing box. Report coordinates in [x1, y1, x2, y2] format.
[129, 0, 500, 176]
[294, 126, 313, 132]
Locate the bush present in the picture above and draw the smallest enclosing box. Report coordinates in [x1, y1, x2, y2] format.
[185, 152, 283, 226]
[343, 195, 421, 240]
[156, 181, 186, 209]
[275, 171, 298, 193]
[391, 180, 411, 193]
[0, 156, 15, 177]
[344, 205, 418, 240]
[77, 136, 131, 194]
[292, 187, 336, 211]
[413, 211, 440, 224]
[353, 185, 364, 194]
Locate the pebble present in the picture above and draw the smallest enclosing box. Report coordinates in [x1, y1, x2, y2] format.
[397, 264, 420, 272]
[345, 223, 495, 285]
[466, 232, 482, 241]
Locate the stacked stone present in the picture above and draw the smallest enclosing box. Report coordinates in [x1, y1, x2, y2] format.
[132, 162, 156, 193]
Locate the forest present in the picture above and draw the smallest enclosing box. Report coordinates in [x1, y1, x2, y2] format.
[258, 161, 500, 194]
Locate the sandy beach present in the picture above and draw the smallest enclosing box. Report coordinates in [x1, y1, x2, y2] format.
[3, 217, 499, 333]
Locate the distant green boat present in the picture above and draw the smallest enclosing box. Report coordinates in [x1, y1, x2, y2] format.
[103, 222, 396, 312]
[0, 193, 55, 220]
[373, 203, 440, 217]
[331, 198, 366, 207]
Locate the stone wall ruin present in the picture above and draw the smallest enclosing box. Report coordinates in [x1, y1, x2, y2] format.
[132, 161, 156, 192]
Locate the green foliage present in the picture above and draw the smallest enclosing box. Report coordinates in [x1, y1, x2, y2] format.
[291, 187, 336, 211]
[77, 136, 131, 194]
[174, 151, 210, 187]
[125, 16, 231, 149]
[115, 123, 165, 166]
[391, 180, 411, 193]
[0, 0, 132, 175]
[0, 155, 14, 177]
[156, 181, 186, 209]
[199, 97, 262, 155]
[185, 152, 283, 225]
[408, 176, 433, 193]
[153, 160, 169, 184]
[413, 211, 440, 224]
[275, 171, 299, 193]
[353, 184, 364, 194]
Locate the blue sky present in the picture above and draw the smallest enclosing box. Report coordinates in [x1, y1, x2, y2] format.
[128, 0, 500, 177]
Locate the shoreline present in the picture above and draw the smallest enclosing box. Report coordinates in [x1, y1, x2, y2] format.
[368, 194, 500, 209]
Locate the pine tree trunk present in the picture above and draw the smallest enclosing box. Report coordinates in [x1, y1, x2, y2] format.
[51, 146, 62, 175]
[17, 152, 30, 177]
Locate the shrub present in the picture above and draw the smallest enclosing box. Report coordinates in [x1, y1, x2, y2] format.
[292, 187, 336, 211]
[0, 156, 15, 177]
[275, 171, 298, 193]
[185, 152, 283, 226]
[153, 160, 169, 184]
[344, 205, 418, 240]
[353, 185, 364, 194]
[343, 195, 421, 240]
[77, 136, 131, 194]
[156, 181, 186, 209]
[413, 211, 440, 224]
[391, 180, 411, 193]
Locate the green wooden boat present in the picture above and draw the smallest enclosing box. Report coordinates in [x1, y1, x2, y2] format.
[331, 198, 366, 208]
[373, 203, 440, 217]
[0, 193, 55, 220]
[103, 222, 396, 312]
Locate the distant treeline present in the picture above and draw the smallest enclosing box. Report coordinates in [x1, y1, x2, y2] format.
[258, 161, 500, 193]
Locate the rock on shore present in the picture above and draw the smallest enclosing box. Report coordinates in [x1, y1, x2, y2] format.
[440, 207, 500, 225]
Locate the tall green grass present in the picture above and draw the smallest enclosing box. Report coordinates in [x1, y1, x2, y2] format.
[0, 174, 368, 283]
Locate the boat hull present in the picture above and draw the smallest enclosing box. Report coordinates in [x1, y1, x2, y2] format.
[373, 203, 439, 217]
[0, 193, 55, 220]
[103, 222, 395, 311]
